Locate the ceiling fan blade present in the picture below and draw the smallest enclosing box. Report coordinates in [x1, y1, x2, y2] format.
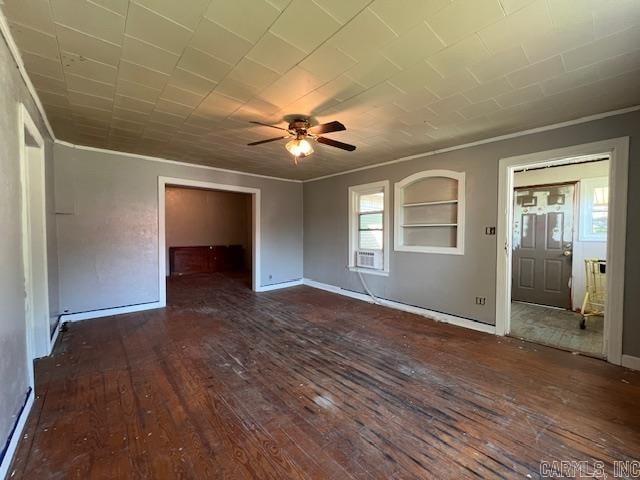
[309, 120, 346, 135]
[317, 136, 356, 151]
[250, 121, 288, 131]
[247, 136, 288, 146]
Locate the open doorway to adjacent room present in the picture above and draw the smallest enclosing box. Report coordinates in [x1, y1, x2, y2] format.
[509, 158, 610, 357]
[158, 178, 259, 307]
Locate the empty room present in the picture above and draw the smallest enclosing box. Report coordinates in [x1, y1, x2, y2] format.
[0, 0, 639, 479]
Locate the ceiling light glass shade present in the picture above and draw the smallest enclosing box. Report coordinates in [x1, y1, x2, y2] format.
[285, 138, 314, 157]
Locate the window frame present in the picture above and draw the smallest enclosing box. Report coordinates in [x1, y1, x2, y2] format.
[579, 176, 609, 242]
[348, 180, 390, 276]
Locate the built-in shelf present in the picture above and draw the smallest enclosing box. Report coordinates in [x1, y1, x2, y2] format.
[394, 169, 465, 255]
[402, 200, 458, 207]
[402, 223, 458, 227]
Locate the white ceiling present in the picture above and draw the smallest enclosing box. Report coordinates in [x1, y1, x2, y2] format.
[3, 0, 640, 180]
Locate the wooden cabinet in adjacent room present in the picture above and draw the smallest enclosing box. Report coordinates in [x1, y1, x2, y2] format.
[169, 245, 244, 275]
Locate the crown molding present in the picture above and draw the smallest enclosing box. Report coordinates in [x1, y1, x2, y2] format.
[54, 140, 303, 183]
[303, 105, 640, 183]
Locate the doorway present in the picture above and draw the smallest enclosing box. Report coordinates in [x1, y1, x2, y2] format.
[19, 105, 51, 387]
[158, 177, 261, 307]
[510, 160, 609, 356]
[496, 138, 628, 365]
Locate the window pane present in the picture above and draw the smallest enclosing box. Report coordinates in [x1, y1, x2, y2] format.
[359, 192, 383, 212]
[593, 186, 608, 206]
[359, 230, 383, 249]
[359, 212, 383, 230]
[591, 211, 607, 234]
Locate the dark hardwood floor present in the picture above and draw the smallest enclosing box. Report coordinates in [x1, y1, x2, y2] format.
[10, 273, 640, 479]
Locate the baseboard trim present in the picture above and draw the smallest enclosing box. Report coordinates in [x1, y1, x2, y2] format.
[60, 301, 163, 322]
[302, 278, 496, 334]
[256, 279, 303, 292]
[621, 354, 640, 371]
[0, 388, 34, 480]
[48, 319, 61, 355]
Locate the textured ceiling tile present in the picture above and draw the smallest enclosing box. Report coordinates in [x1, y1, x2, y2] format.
[387, 61, 441, 94]
[495, 84, 545, 108]
[121, 35, 180, 74]
[328, 8, 397, 61]
[427, 93, 471, 116]
[160, 84, 206, 108]
[50, 0, 125, 44]
[595, 49, 640, 79]
[369, 0, 450, 34]
[506, 56, 565, 89]
[112, 107, 150, 124]
[116, 79, 161, 103]
[214, 78, 261, 103]
[29, 73, 67, 95]
[38, 90, 69, 108]
[311, 0, 369, 24]
[498, 0, 536, 14]
[521, 20, 594, 63]
[118, 60, 169, 89]
[427, 0, 504, 46]
[459, 98, 501, 119]
[23, 51, 64, 80]
[383, 22, 445, 69]
[228, 58, 280, 90]
[462, 77, 513, 102]
[393, 89, 439, 112]
[204, 0, 280, 43]
[246, 32, 307, 74]
[3, 0, 56, 34]
[61, 51, 118, 83]
[478, 0, 552, 53]
[344, 54, 401, 88]
[66, 73, 115, 99]
[427, 35, 489, 77]
[177, 48, 233, 82]
[9, 23, 59, 59]
[315, 74, 366, 103]
[190, 19, 253, 65]
[470, 46, 529, 82]
[425, 69, 479, 98]
[167, 68, 218, 96]
[126, 3, 193, 54]
[91, 0, 129, 16]
[258, 66, 324, 109]
[196, 92, 243, 118]
[155, 98, 193, 118]
[540, 64, 600, 95]
[56, 24, 121, 66]
[593, 0, 640, 37]
[270, 0, 341, 53]
[299, 44, 356, 83]
[134, 0, 211, 30]
[562, 26, 640, 71]
[67, 90, 113, 111]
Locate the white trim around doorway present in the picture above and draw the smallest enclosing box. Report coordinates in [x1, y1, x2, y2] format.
[496, 137, 629, 365]
[18, 104, 52, 385]
[158, 176, 261, 306]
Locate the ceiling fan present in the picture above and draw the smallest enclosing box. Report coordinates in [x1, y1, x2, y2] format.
[247, 119, 356, 164]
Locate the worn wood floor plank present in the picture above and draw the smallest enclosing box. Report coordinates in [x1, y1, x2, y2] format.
[8, 273, 640, 479]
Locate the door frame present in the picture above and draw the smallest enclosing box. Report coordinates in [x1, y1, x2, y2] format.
[158, 176, 261, 306]
[18, 104, 51, 387]
[496, 137, 629, 365]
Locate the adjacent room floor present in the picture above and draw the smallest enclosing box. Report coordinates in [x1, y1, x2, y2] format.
[10, 274, 639, 479]
[510, 301, 604, 356]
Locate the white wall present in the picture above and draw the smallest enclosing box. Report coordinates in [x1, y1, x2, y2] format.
[54, 143, 303, 314]
[514, 160, 608, 310]
[165, 187, 251, 273]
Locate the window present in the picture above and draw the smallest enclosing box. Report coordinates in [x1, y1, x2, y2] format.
[580, 176, 609, 241]
[348, 181, 389, 275]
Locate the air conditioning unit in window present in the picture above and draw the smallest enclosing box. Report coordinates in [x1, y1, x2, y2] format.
[355, 250, 383, 270]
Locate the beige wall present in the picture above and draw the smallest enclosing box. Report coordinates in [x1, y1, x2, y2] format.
[514, 160, 609, 310]
[165, 187, 251, 273]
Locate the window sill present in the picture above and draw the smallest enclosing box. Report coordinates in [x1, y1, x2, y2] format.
[348, 266, 389, 277]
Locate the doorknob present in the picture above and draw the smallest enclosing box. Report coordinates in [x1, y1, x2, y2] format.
[563, 250, 572, 257]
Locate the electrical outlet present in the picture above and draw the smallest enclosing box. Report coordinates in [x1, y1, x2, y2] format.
[485, 227, 496, 235]
[475, 297, 486, 305]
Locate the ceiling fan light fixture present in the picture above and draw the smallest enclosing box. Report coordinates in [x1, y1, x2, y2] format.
[285, 138, 314, 158]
